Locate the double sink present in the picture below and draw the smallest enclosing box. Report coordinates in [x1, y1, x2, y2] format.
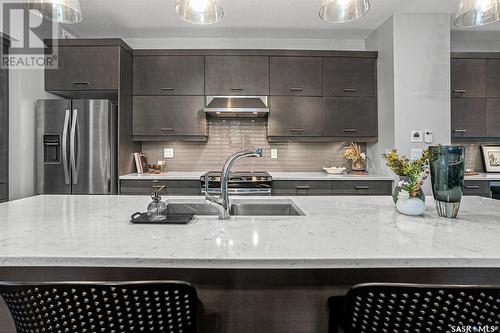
[166, 199, 305, 216]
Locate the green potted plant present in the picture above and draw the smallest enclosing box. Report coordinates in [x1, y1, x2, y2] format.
[383, 149, 430, 204]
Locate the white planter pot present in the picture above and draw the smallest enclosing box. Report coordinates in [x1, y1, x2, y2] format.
[396, 198, 425, 216]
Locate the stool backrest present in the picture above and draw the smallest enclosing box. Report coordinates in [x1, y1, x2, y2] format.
[344, 283, 500, 333]
[0, 281, 197, 333]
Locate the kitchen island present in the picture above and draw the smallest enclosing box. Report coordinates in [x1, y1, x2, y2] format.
[0, 195, 499, 333]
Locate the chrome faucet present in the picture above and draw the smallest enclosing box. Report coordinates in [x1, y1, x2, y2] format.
[205, 148, 263, 219]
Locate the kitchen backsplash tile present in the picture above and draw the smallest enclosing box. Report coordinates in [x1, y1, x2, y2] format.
[141, 118, 365, 172]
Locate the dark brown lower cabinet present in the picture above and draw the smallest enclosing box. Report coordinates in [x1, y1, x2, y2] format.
[463, 180, 491, 197]
[120, 180, 200, 195]
[323, 97, 377, 138]
[451, 98, 486, 138]
[267, 97, 322, 137]
[133, 96, 207, 141]
[272, 180, 392, 196]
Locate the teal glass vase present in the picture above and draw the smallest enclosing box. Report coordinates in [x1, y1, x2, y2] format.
[429, 145, 465, 218]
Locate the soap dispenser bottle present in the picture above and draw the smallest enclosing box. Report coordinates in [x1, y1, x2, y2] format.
[147, 185, 167, 221]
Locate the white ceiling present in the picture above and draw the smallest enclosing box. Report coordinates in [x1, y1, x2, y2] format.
[62, 0, 500, 39]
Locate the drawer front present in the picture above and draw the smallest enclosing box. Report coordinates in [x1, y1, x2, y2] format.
[0, 183, 7, 202]
[323, 58, 376, 97]
[133, 96, 207, 137]
[331, 181, 392, 195]
[133, 56, 205, 95]
[120, 180, 201, 196]
[45, 46, 119, 91]
[463, 180, 490, 197]
[272, 181, 332, 196]
[270, 57, 322, 96]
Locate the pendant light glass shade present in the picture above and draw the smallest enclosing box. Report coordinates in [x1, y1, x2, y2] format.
[319, 0, 370, 23]
[175, 0, 223, 25]
[454, 0, 500, 27]
[27, 0, 83, 24]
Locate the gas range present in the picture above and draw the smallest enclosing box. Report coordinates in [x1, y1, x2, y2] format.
[201, 171, 272, 196]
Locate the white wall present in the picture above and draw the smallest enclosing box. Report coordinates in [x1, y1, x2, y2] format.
[366, 14, 451, 192]
[365, 17, 395, 177]
[124, 37, 365, 50]
[451, 31, 500, 52]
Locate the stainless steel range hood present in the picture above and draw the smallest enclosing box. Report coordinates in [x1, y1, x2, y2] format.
[204, 96, 269, 118]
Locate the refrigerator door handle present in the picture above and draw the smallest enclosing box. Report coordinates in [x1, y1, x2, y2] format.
[62, 109, 71, 185]
[70, 109, 80, 185]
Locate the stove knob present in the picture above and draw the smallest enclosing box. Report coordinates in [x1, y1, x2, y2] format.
[257, 177, 261, 180]
[211, 177, 216, 181]
[242, 177, 247, 181]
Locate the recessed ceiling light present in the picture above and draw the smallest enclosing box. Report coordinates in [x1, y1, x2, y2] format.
[319, 0, 370, 24]
[454, 0, 500, 27]
[27, 0, 83, 24]
[175, 0, 224, 25]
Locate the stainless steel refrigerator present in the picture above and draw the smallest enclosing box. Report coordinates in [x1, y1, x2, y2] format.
[37, 99, 118, 195]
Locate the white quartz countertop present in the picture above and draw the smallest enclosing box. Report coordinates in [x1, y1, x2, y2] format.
[119, 172, 394, 181]
[1, 195, 499, 269]
[465, 173, 500, 181]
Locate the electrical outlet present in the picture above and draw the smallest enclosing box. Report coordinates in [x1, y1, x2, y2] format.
[424, 130, 433, 143]
[271, 149, 278, 159]
[411, 130, 423, 143]
[411, 148, 424, 161]
[163, 148, 174, 158]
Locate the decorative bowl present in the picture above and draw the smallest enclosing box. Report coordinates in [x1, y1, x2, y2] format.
[323, 167, 346, 175]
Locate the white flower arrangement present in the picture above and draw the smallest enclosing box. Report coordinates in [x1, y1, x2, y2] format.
[397, 189, 410, 201]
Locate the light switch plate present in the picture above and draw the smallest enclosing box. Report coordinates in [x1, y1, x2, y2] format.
[163, 148, 174, 158]
[411, 130, 423, 143]
[424, 130, 433, 143]
[271, 149, 278, 159]
[411, 148, 424, 161]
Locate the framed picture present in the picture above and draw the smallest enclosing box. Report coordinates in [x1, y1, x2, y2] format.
[481, 145, 500, 173]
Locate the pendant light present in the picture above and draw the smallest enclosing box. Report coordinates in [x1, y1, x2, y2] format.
[319, 0, 370, 23]
[455, 0, 500, 27]
[175, 0, 223, 25]
[27, 0, 83, 24]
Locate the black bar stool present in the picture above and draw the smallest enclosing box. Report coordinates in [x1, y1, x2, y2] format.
[329, 283, 500, 333]
[0, 281, 198, 333]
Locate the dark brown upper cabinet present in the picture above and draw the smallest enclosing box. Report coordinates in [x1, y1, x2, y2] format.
[270, 57, 322, 96]
[323, 97, 377, 138]
[487, 99, 500, 137]
[451, 98, 486, 138]
[133, 96, 207, 141]
[205, 56, 269, 95]
[267, 97, 322, 137]
[487, 59, 500, 97]
[451, 59, 486, 98]
[133, 56, 204, 95]
[323, 58, 376, 97]
[45, 46, 119, 92]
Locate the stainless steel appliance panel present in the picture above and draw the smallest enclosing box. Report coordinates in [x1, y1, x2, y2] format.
[70, 100, 117, 194]
[36, 99, 72, 194]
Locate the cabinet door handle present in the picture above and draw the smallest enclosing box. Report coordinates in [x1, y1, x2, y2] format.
[160, 128, 174, 132]
[453, 129, 467, 133]
[231, 88, 244, 92]
[453, 89, 467, 94]
[355, 186, 369, 190]
[290, 128, 304, 133]
[161, 87, 175, 91]
[296, 185, 310, 190]
[465, 185, 480, 189]
[290, 87, 304, 92]
[73, 81, 90, 85]
[343, 88, 357, 93]
[344, 128, 358, 133]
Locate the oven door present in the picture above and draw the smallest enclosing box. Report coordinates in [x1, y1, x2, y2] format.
[203, 188, 272, 196]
